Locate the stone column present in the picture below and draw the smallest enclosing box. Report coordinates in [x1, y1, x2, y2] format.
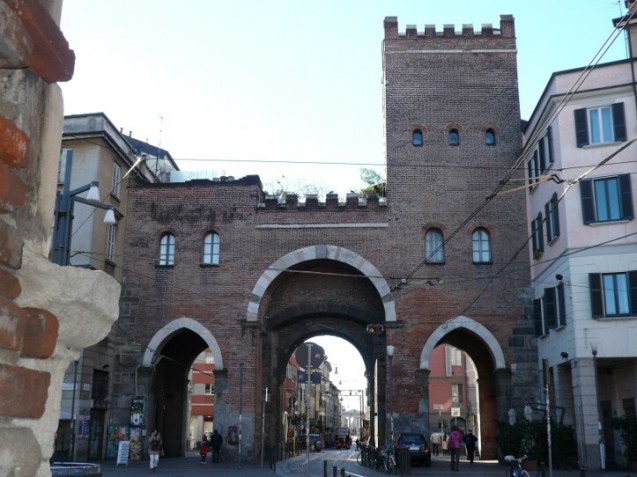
[415, 368, 430, 430]
[571, 357, 602, 471]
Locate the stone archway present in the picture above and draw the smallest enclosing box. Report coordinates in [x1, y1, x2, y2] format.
[246, 244, 396, 322]
[419, 315, 509, 460]
[249, 246, 396, 455]
[140, 318, 225, 457]
[142, 317, 224, 369]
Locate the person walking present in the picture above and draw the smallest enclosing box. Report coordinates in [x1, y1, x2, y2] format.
[463, 429, 478, 464]
[447, 426, 463, 471]
[210, 428, 223, 463]
[430, 430, 441, 456]
[199, 440, 208, 463]
[148, 429, 162, 473]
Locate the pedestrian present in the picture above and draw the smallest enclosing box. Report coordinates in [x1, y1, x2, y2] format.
[447, 426, 463, 471]
[199, 440, 208, 463]
[441, 433, 448, 456]
[148, 429, 162, 473]
[430, 430, 441, 456]
[463, 429, 478, 464]
[211, 428, 223, 463]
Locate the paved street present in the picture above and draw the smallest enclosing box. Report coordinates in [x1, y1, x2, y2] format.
[90, 450, 635, 477]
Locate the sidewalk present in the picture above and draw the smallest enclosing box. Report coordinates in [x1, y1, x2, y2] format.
[91, 452, 635, 477]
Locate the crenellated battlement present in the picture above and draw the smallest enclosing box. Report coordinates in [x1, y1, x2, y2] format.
[258, 192, 386, 211]
[384, 15, 515, 39]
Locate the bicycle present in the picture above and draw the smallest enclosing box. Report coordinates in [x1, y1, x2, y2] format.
[504, 454, 530, 477]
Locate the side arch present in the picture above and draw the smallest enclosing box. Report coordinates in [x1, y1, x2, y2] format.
[142, 317, 224, 369]
[247, 244, 396, 322]
[419, 315, 506, 370]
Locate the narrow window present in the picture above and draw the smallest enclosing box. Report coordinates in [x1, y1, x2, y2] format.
[112, 162, 121, 198]
[531, 212, 544, 258]
[527, 151, 539, 186]
[448, 129, 459, 146]
[538, 127, 553, 172]
[533, 298, 545, 336]
[545, 193, 560, 243]
[425, 228, 444, 263]
[159, 233, 175, 266]
[412, 129, 423, 146]
[203, 232, 220, 265]
[472, 228, 491, 263]
[485, 129, 496, 146]
[106, 224, 117, 262]
[580, 174, 634, 224]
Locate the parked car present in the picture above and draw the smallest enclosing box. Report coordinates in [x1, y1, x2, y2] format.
[395, 432, 431, 467]
[296, 434, 325, 452]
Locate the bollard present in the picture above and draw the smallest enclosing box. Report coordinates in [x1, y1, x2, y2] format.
[333, 464, 338, 477]
[340, 467, 346, 477]
[324, 460, 327, 477]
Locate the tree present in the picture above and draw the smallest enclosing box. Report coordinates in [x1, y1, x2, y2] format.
[359, 168, 386, 197]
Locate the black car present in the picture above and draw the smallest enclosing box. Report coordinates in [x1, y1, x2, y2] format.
[296, 434, 324, 452]
[395, 432, 431, 467]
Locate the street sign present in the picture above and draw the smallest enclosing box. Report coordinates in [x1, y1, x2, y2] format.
[294, 342, 325, 369]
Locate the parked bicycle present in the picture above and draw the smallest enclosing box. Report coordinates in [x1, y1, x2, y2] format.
[357, 444, 377, 467]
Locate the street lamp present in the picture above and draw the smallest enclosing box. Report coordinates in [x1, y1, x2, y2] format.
[590, 341, 605, 470]
[387, 345, 395, 443]
[51, 150, 116, 266]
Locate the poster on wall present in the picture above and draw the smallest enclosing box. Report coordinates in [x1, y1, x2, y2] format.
[106, 425, 129, 460]
[130, 397, 145, 427]
[129, 427, 143, 461]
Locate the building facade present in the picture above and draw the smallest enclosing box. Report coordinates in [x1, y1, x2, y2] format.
[524, 6, 637, 470]
[108, 15, 535, 463]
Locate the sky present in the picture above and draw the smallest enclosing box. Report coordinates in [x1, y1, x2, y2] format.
[59, 1, 628, 390]
[59, 0, 629, 197]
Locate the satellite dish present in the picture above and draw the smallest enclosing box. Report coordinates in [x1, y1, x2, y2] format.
[295, 342, 325, 370]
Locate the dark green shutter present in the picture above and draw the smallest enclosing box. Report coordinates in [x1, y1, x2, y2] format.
[589, 274, 604, 318]
[629, 271, 637, 315]
[575, 108, 589, 147]
[580, 180, 595, 224]
[547, 126, 553, 164]
[557, 282, 566, 326]
[544, 287, 557, 330]
[612, 102, 627, 142]
[619, 174, 634, 220]
[552, 193, 560, 237]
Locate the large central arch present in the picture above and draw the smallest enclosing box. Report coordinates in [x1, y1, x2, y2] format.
[249, 245, 396, 453]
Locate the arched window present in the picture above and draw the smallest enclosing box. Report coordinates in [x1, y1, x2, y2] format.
[203, 232, 220, 265]
[448, 129, 459, 146]
[412, 129, 423, 146]
[159, 233, 175, 266]
[425, 228, 445, 263]
[472, 228, 491, 263]
[485, 129, 496, 146]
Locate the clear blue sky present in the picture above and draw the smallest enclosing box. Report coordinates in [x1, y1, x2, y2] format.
[60, 1, 627, 195]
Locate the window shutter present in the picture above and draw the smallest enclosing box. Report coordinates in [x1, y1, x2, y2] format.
[552, 193, 560, 237]
[527, 159, 534, 186]
[612, 102, 627, 142]
[533, 298, 544, 336]
[629, 271, 637, 315]
[539, 139, 546, 173]
[537, 213, 544, 252]
[619, 174, 634, 220]
[580, 179, 595, 224]
[574, 108, 589, 147]
[544, 287, 557, 330]
[589, 274, 604, 318]
[547, 126, 553, 164]
[557, 282, 566, 326]
[545, 202, 552, 242]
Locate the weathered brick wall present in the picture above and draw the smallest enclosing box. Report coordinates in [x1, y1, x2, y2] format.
[1, 1, 120, 474]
